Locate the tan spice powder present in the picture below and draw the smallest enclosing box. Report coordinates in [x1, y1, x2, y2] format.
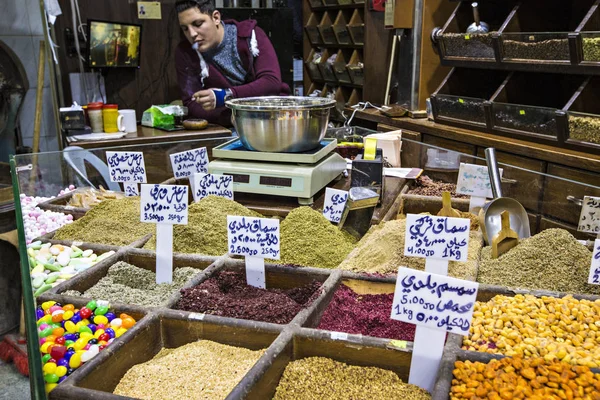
[53, 197, 153, 246]
[338, 218, 482, 280]
[477, 228, 599, 294]
[273, 357, 431, 400]
[113, 340, 265, 400]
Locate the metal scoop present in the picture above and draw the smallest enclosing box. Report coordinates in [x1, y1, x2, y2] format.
[479, 148, 530, 244]
[338, 187, 380, 240]
[466, 2, 489, 34]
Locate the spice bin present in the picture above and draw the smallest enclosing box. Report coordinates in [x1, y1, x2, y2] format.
[489, 72, 585, 142]
[346, 50, 364, 86]
[560, 76, 600, 154]
[316, 49, 337, 83]
[347, 9, 365, 46]
[332, 50, 352, 84]
[304, 49, 323, 82]
[437, 1, 516, 61]
[304, 13, 323, 46]
[37, 187, 125, 220]
[49, 311, 284, 399]
[431, 68, 507, 129]
[317, 12, 337, 45]
[333, 11, 352, 45]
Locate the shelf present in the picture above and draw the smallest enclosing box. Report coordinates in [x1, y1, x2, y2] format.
[312, 79, 363, 89]
[314, 43, 363, 50]
[438, 57, 600, 76]
[311, 3, 364, 11]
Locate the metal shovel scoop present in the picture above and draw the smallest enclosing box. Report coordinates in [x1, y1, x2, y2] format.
[479, 148, 530, 244]
[466, 2, 489, 34]
[338, 187, 380, 240]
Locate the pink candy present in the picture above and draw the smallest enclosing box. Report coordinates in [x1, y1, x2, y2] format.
[21, 187, 76, 244]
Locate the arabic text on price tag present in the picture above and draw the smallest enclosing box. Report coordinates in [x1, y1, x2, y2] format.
[106, 151, 147, 183]
[193, 173, 233, 201]
[227, 216, 280, 259]
[404, 214, 470, 262]
[578, 196, 600, 234]
[456, 163, 502, 198]
[391, 268, 478, 335]
[322, 188, 348, 223]
[140, 184, 188, 224]
[588, 239, 600, 285]
[169, 147, 208, 179]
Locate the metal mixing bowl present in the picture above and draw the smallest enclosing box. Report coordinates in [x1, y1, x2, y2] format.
[226, 96, 336, 153]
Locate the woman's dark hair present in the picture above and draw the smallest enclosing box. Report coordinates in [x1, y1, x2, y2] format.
[175, 0, 216, 15]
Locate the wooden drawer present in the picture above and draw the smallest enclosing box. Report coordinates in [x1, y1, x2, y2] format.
[475, 149, 546, 213]
[542, 164, 600, 225]
[539, 216, 598, 241]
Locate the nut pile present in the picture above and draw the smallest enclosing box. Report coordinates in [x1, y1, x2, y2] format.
[451, 357, 600, 400]
[465, 294, 600, 367]
[408, 175, 468, 198]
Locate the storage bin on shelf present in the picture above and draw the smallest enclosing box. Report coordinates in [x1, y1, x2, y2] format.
[332, 50, 352, 84]
[304, 13, 323, 46]
[318, 12, 338, 45]
[333, 10, 352, 45]
[576, 5, 600, 63]
[304, 49, 323, 82]
[346, 50, 364, 86]
[560, 76, 600, 154]
[347, 9, 365, 45]
[488, 71, 585, 142]
[498, 0, 596, 63]
[316, 49, 337, 83]
[431, 68, 507, 129]
[437, 1, 516, 60]
[308, 0, 323, 8]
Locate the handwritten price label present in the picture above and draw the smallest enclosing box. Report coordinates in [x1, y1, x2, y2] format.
[391, 267, 479, 335]
[140, 184, 188, 224]
[456, 163, 502, 199]
[588, 239, 600, 285]
[578, 196, 600, 234]
[106, 151, 147, 183]
[169, 147, 208, 179]
[227, 216, 280, 259]
[192, 173, 233, 202]
[404, 214, 470, 262]
[322, 188, 348, 223]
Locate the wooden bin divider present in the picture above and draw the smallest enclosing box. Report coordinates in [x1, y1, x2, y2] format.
[346, 49, 364, 86]
[333, 10, 352, 45]
[318, 11, 338, 45]
[304, 12, 323, 46]
[332, 49, 352, 83]
[347, 9, 365, 46]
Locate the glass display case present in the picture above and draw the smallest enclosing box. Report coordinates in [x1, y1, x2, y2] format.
[10, 132, 600, 399]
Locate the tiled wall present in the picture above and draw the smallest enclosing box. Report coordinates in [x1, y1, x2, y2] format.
[0, 0, 59, 154]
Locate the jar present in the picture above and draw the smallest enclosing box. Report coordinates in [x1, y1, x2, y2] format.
[87, 102, 104, 133]
[102, 104, 120, 133]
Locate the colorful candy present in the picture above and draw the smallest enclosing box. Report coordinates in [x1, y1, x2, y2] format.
[37, 301, 136, 394]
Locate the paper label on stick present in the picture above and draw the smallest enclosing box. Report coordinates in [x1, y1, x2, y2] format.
[578, 196, 600, 234]
[456, 163, 503, 199]
[170, 147, 208, 179]
[245, 256, 266, 289]
[588, 239, 600, 285]
[140, 184, 188, 224]
[192, 173, 233, 202]
[322, 188, 348, 223]
[155, 224, 173, 284]
[227, 216, 280, 259]
[404, 214, 470, 262]
[391, 267, 479, 335]
[106, 151, 147, 183]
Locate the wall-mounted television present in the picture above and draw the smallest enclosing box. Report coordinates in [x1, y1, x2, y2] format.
[87, 19, 142, 68]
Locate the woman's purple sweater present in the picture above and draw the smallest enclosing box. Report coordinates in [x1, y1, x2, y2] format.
[175, 19, 290, 126]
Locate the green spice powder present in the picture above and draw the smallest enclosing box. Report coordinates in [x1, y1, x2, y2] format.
[273, 357, 431, 400]
[144, 195, 262, 255]
[477, 228, 599, 295]
[53, 197, 152, 246]
[275, 206, 356, 269]
[62, 261, 200, 307]
[568, 114, 600, 144]
[339, 218, 482, 280]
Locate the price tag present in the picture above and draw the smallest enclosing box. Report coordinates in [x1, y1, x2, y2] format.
[140, 184, 189, 284]
[456, 163, 503, 213]
[588, 239, 600, 285]
[404, 214, 470, 262]
[330, 331, 349, 341]
[192, 173, 233, 202]
[578, 196, 600, 234]
[169, 147, 209, 179]
[227, 216, 280, 288]
[322, 188, 348, 223]
[106, 151, 147, 196]
[391, 268, 478, 334]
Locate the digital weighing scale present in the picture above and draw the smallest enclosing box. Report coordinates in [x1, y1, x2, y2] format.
[208, 138, 347, 205]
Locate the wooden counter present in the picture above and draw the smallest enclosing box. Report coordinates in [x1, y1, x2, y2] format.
[65, 124, 232, 149]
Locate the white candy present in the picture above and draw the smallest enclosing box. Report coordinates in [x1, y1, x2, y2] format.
[81, 345, 99, 363]
[110, 318, 122, 328]
[82, 249, 93, 257]
[49, 246, 61, 255]
[56, 252, 70, 266]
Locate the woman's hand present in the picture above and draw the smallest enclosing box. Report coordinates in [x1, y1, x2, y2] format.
[192, 89, 216, 110]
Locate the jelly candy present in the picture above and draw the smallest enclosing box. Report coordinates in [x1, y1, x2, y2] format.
[42, 354, 52, 364]
[79, 307, 92, 319]
[55, 366, 67, 378]
[45, 383, 57, 394]
[104, 312, 116, 322]
[64, 321, 77, 334]
[55, 337, 66, 345]
[104, 328, 115, 339]
[94, 306, 109, 316]
[42, 363, 56, 375]
[93, 315, 108, 325]
[85, 300, 97, 311]
[57, 358, 69, 368]
[44, 373, 59, 384]
[70, 314, 82, 324]
[62, 310, 74, 320]
[78, 325, 92, 335]
[68, 353, 81, 369]
[50, 345, 66, 361]
[109, 318, 122, 328]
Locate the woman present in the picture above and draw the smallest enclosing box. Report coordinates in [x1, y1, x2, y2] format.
[175, 0, 290, 126]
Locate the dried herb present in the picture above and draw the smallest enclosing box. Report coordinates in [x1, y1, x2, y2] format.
[436, 96, 487, 124]
[274, 357, 431, 400]
[114, 340, 265, 400]
[495, 110, 557, 136]
[144, 195, 262, 255]
[53, 197, 152, 246]
[62, 261, 200, 307]
[443, 33, 494, 59]
[317, 284, 415, 340]
[582, 37, 600, 62]
[175, 271, 321, 324]
[477, 228, 599, 294]
[408, 176, 468, 198]
[503, 39, 569, 61]
[568, 114, 600, 144]
[339, 218, 482, 280]
[276, 206, 356, 269]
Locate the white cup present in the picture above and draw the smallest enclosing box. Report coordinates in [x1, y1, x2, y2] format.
[117, 109, 137, 133]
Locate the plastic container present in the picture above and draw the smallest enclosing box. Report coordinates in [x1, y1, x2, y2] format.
[87, 102, 104, 133]
[102, 104, 120, 133]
